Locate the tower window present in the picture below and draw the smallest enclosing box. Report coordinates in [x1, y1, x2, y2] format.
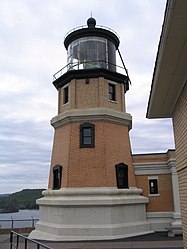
[53, 165, 62, 190]
[115, 163, 129, 189]
[149, 178, 158, 195]
[108, 83, 116, 101]
[63, 85, 69, 104]
[80, 123, 95, 148]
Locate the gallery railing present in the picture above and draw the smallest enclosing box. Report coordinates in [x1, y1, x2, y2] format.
[53, 60, 127, 81]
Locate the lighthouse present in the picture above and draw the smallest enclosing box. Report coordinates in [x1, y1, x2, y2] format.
[30, 17, 151, 241]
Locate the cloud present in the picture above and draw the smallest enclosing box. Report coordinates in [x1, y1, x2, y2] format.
[130, 118, 175, 153]
[0, 118, 52, 193]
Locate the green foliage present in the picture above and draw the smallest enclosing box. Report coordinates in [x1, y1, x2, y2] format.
[0, 189, 45, 213]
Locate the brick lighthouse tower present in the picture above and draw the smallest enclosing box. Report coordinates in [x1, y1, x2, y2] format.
[30, 17, 151, 241]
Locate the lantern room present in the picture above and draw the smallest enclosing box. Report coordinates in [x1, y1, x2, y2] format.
[53, 17, 129, 92]
[64, 17, 119, 72]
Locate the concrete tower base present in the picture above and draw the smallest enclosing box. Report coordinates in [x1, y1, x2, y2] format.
[29, 187, 152, 241]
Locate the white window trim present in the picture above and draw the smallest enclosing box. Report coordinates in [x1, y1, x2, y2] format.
[148, 176, 158, 180]
[148, 176, 160, 196]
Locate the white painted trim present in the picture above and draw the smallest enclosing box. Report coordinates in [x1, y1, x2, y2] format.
[51, 107, 132, 130]
[134, 162, 170, 175]
[148, 176, 158, 180]
[39, 187, 149, 206]
[168, 158, 177, 173]
[147, 211, 173, 219]
[149, 194, 160, 197]
[42, 187, 142, 195]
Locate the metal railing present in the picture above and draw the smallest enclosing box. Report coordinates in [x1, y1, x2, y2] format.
[64, 24, 120, 40]
[53, 60, 127, 81]
[10, 230, 54, 249]
[0, 217, 39, 229]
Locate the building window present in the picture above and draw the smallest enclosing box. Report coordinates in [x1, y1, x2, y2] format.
[108, 83, 116, 101]
[53, 165, 62, 190]
[149, 178, 158, 195]
[80, 123, 95, 148]
[63, 85, 69, 104]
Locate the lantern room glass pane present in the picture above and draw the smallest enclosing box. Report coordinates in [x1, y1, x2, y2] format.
[67, 36, 116, 71]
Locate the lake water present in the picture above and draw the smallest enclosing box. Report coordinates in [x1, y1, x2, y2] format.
[0, 209, 39, 228]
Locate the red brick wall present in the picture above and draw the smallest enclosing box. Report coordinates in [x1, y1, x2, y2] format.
[48, 120, 136, 188]
[136, 174, 174, 212]
[48, 125, 71, 188]
[133, 152, 175, 212]
[48, 76, 135, 188]
[58, 78, 125, 114]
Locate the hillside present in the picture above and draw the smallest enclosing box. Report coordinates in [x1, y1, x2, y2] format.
[0, 189, 45, 213]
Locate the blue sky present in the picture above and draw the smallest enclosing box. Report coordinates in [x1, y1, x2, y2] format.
[0, 0, 175, 194]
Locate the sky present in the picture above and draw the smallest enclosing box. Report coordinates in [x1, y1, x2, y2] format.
[0, 0, 175, 194]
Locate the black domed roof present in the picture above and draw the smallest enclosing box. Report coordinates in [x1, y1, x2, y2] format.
[64, 17, 120, 49]
[87, 17, 96, 28]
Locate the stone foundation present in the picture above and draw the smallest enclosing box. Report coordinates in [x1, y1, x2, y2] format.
[29, 187, 152, 241]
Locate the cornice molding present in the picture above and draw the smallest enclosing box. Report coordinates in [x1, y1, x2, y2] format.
[134, 159, 176, 175]
[51, 107, 132, 130]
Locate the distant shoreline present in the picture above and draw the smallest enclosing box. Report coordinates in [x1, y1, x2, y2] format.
[0, 208, 39, 214]
[0, 209, 19, 214]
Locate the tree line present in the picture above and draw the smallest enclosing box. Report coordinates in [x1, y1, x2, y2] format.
[0, 189, 45, 213]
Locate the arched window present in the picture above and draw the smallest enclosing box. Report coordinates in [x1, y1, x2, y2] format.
[80, 123, 95, 148]
[53, 165, 62, 190]
[115, 163, 129, 189]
